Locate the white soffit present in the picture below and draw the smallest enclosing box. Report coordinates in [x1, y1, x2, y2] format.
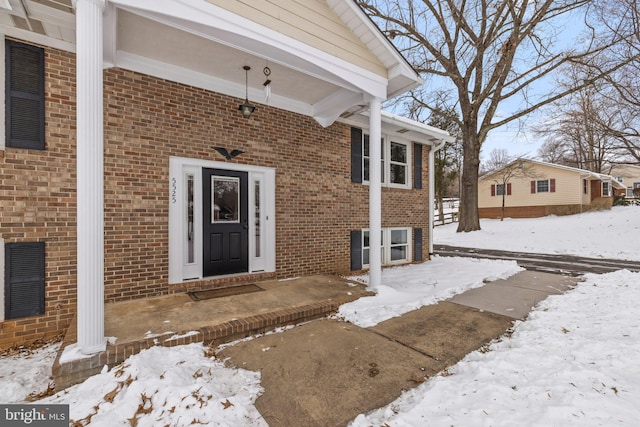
[108, 0, 392, 125]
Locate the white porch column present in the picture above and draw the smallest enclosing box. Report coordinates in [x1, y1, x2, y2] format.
[368, 97, 383, 288]
[75, 0, 106, 354]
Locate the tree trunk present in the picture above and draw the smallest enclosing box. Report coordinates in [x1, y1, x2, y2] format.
[456, 129, 481, 232]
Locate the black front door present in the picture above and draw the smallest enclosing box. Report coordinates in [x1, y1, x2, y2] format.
[202, 168, 249, 276]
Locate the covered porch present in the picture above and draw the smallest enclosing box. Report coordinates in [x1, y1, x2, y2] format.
[69, 0, 421, 355]
[0, 0, 439, 359]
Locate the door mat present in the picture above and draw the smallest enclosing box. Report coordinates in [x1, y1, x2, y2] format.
[188, 284, 264, 301]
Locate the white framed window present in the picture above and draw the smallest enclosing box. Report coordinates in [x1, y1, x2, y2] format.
[583, 179, 588, 195]
[362, 227, 412, 266]
[362, 134, 411, 188]
[602, 181, 611, 197]
[496, 184, 505, 196]
[536, 180, 549, 193]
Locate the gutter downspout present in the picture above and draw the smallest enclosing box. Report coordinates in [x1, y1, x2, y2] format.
[429, 139, 447, 257]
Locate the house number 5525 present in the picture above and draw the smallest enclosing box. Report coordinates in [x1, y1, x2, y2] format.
[170, 177, 177, 204]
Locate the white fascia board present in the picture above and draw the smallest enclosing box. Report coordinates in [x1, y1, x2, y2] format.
[330, 0, 420, 86]
[381, 111, 454, 142]
[109, 0, 388, 99]
[340, 110, 453, 145]
[0, 24, 75, 51]
[116, 51, 313, 117]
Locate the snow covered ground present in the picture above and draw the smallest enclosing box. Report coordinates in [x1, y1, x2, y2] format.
[337, 256, 523, 327]
[351, 269, 640, 426]
[1, 206, 639, 426]
[434, 205, 640, 261]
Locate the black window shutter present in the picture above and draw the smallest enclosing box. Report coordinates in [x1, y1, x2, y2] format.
[6, 40, 45, 150]
[5, 242, 45, 319]
[414, 228, 423, 261]
[413, 143, 422, 189]
[351, 127, 363, 183]
[350, 230, 362, 270]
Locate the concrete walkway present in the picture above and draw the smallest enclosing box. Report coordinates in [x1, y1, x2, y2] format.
[218, 270, 577, 426]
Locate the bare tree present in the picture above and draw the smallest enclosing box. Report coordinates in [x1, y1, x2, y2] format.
[427, 107, 463, 222]
[486, 158, 537, 220]
[359, 0, 633, 231]
[538, 138, 572, 164]
[481, 148, 513, 175]
[589, 0, 640, 162]
[535, 76, 621, 172]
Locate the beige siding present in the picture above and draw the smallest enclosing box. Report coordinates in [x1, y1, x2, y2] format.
[479, 163, 583, 208]
[205, 0, 387, 76]
[609, 164, 640, 188]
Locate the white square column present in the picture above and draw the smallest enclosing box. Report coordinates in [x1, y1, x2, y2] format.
[368, 97, 382, 288]
[75, 0, 106, 354]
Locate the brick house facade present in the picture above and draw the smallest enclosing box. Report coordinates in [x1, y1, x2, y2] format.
[0, 41, 439, 350]
[0, 0, 455, 353]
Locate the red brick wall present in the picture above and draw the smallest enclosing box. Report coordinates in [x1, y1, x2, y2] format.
[478, 202, 612, 219]
[0, 43, 431, 349]
[0, 46, 77, 348]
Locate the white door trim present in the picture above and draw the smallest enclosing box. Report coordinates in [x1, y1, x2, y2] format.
[168, 156, 275, 284]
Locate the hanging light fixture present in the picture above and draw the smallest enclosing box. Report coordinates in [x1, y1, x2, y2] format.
[238, 65, 256, 118]
[263, 65, 272, 103]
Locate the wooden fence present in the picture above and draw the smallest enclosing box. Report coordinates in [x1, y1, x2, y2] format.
[433, 211, 459, 226]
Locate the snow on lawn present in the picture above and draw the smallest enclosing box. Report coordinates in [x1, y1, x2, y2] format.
[337, 256, 523, 327]
[2, 207, 639, 425]
[434, 205, 640, 261]
[0, 342, 60, 403]
[40, 343, 267, 426]
[351, 269, 640, 426]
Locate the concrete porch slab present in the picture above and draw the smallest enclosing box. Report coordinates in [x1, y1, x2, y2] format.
[53, 275, 372, 390]
[104, 275, 369, 344]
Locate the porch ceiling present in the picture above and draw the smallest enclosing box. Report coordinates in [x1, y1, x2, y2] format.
[0, 0, 423, 127]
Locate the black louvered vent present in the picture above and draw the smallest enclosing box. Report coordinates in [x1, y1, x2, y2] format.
[351, 127, 363, 183]
[350, 230, 362, 271]
[6, 40, 45, 150]
[5, 242, 45, 319]
[413, 143, 422, 189]
[414, 228, 423, 261]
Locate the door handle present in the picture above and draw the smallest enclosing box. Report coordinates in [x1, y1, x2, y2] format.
[242, 222, 249, 230]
